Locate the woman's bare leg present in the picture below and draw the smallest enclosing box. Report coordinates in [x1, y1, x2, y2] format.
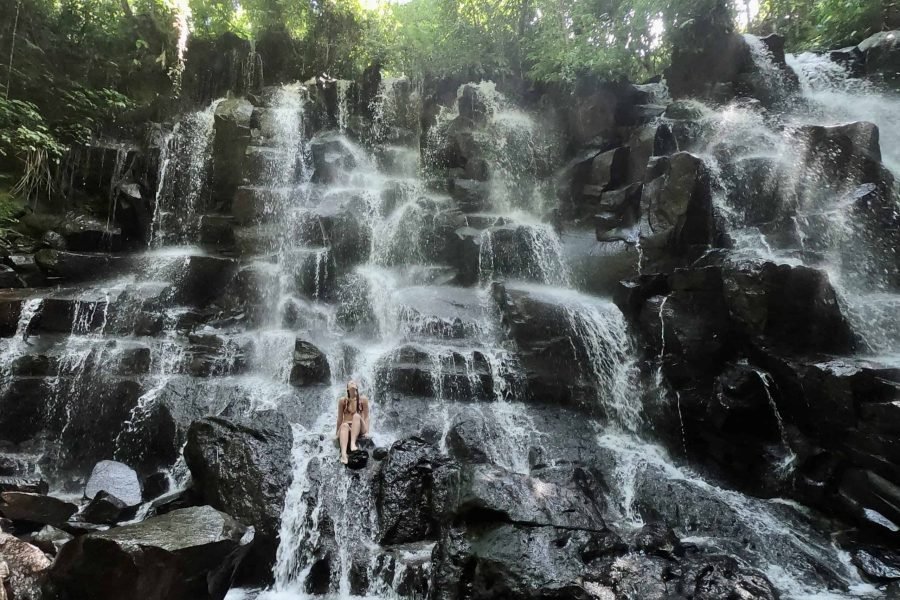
[339, 423, 350, 464]
[350, 413, 362, 451]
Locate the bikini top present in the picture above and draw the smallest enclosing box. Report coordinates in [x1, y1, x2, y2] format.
[343, 396, 363, 416]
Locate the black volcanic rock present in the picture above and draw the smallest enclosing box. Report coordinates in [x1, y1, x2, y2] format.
[51, 506, 253, 600]
[377, 437, 447, 544]
[289, 339, 331, 386]
[0, 492, 77, 526]
[78, 491, 130, 525]
[184, 411, 292, 582]
[34, 249, 130, 282]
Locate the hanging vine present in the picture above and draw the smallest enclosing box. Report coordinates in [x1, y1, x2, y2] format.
[5, 0, 20, 100]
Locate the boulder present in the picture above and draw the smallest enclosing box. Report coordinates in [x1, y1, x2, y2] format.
[0, 266, 23, 288]
[51, 506, 253, 600]
[306, 201, 372, 269]
[0, 532, 51, 600]
[799, 121, 888, 191]
[829, 46, 866, 76]
[310, 134, 358, 183]
[668, 553, 778, 599]
[566, 82, 651, 145]
[289, 339, 331, 386]
[0, 492, 77, 526]
[625, 123, 677, 184]
[27, 525, 74, 555]
[666, 22, 750, 100]
[736, 34, 800, 105]
[85, 460, 142, 507]
[377, 438, 447, 544]
[431, 524, 599, 600]
[141, 472, 171, 500]
[639, 152, 716, 253]
[720, 156, 784, 225]
[199, 215, 236, 248]
[113, 181, 153, 246]
[346, 450, 369, 470]
[214, 97, 254, 131]
[852, 547, 900, 581]
[39, 230, 66, 250]
[859, 30, 900, 86]
[621, 262, 855, 363]
[78, 491, 129, 525]
[448, 178, 490, 213]
[595, 182, 643, 243]
[59, 213, 122, 252]
[167, 255, 238, 307]
[183, 411, 292, 581]
[632, 520, 680, 557]
[589, 146, 629, 191]
[376, 344, 493, 401]
[445, 416, 490, 464]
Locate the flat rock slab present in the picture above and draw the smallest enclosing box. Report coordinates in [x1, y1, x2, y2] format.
[51, 506, 254, 600]
[85, 460, 142, 506]
[0, 492, 77, 525]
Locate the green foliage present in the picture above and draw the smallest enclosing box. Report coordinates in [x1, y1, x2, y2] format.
[377, 0, 734, 84]
[0, 98, 65, 159]
[0, 0, 890, 195]
[753, 0, 889, 50]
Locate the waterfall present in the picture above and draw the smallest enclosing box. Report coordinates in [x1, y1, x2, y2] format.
[787, 52, 900, 172]
[597, 433, 879, 599]
[152, 100, 221, 244]
[675, 48, 900, 362]
[6, 60, 894, 599]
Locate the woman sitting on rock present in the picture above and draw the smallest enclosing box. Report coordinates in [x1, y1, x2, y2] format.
[336, 380, 370, 464]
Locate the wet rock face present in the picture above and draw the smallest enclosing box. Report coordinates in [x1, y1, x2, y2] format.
[438, 463, 607, 531]
[377, 438, 447, 544]
[51, 506, 253, 600]
[289, 339, 331, 386]
[58, 213, 123, 252]
[376, 344, 494, 401]
[639, 152, 716, 253]
[183, 411, 293, 582]
[34, 250, 130, 283]
[613, 260, 865, 501]
[213, 97, 254, 201]
[492, 283, 627, 412]
[619, 262, 855, 361]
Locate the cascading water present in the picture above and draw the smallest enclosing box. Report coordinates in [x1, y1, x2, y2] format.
[4, 42, 894, 596]
[228, 77, 889, 599]
[152, 101, 221, 244]
[670, 47, 900, 362]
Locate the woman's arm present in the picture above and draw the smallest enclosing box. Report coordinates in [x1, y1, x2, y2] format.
[336, 397, 345, 436]
[361, 396, 371, 434]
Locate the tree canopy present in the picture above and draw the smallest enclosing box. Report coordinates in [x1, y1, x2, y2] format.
[0, 0, 894, 194]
